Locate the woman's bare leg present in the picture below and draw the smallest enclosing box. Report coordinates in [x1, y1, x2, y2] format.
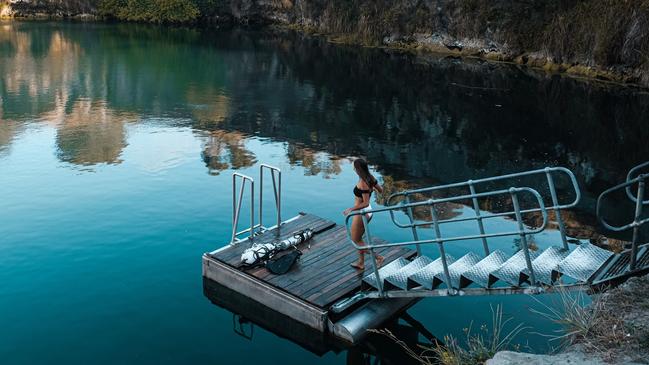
[350, 215, 383, 270]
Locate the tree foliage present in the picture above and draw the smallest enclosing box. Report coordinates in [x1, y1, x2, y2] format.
[98, 0, 201, 23]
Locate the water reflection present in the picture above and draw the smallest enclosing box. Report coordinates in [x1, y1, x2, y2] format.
[203, 278, 432, 365]
[1, 21, 647, 235]
[200, 130, 257, 175]
[47, 99, 134, 166]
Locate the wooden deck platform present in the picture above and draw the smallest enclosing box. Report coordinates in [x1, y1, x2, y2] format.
[202, 212, 416, 342]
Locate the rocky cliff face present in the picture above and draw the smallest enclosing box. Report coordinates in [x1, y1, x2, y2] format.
[248, 0, 649, 87]
[3, 0, 648, 87]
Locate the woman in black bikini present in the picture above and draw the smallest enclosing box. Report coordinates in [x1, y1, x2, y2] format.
[343, 158, 384, 270]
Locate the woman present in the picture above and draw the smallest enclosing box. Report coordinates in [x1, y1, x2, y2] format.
[343, 158, 384, 270]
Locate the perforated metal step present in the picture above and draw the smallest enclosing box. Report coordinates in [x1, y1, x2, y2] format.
[593, 244, 649, 284]
[433, 252, 481, 289]
[552, 242, 614, 283]
[460, 250, 508, 288]
[363, 257, 408, 289]
[384, 256, 434, 290]
[490, 249, 540, 286]
[521, 246, 570, 285]
[407, 255, 455, 290]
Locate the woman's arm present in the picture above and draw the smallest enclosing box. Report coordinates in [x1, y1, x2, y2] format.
[343, 182, 372, 215]
[373, 182, 383, 194]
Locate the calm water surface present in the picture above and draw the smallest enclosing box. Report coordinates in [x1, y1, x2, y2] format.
[1, 21, 648, 364]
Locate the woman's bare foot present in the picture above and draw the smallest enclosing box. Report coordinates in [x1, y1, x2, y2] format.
[351, 261, 365, 270]
[375, 255, 384, 268]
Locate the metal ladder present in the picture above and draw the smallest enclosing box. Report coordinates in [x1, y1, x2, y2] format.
[333, 165, 649, 312]
[230, 163, 282, 244]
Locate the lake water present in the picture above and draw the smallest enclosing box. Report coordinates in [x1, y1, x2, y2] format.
[1, 21, 648, 365]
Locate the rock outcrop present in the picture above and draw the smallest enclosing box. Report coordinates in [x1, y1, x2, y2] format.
[2, 0, 649, 87]
[489, 274, 649, 365]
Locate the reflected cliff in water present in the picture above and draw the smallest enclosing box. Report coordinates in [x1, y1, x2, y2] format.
[1, 21, 648, 216]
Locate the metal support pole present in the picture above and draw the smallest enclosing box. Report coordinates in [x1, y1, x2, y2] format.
[511, 189, 536, 284]
[404, 194, 421, 256]
[469, 181, 490, 256]
[362, 212, 383, 296]
[231, 176, 247, 244]
[250, 180, 255, 240]
[273, 170, 281, 232]
[430, 201, 453, 294]
[546, 169, 569, 250]
[259, 166, 263, 231]
[630, 177, 645, 271]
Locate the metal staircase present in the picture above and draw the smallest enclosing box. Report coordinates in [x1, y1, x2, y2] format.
[332, 163, 649, 313]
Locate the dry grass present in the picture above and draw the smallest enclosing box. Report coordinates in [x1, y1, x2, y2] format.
[370, 304, 528, 365]
[530, 279, 649, 362]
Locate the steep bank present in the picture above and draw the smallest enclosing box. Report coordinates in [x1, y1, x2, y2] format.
[2, 0, 648, 87]
[488, 273, 649, 365]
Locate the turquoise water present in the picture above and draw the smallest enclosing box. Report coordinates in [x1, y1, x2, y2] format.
[2, 21, 648, 364]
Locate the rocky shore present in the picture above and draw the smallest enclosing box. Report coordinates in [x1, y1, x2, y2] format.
[488, 273, 649, 365]
[2, 0, 649, 88]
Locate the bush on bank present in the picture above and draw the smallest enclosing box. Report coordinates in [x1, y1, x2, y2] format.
[98, 0, 201, 23]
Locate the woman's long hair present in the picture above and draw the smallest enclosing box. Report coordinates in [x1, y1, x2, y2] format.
[353, 158, 377, 188]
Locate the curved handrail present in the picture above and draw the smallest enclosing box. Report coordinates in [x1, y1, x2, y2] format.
[387, 167, 579, 222]
[345, 186, 548, 250]
[259, 164, 282, 231]
[625, 161, 649, 204]
[597, 173, 649, 232]
[231, 173, 255, 244]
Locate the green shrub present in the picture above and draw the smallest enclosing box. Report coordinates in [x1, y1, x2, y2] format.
[98, 0, 201, 23]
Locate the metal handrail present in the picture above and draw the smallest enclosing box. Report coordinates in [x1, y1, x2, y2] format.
[260, 164, 282, 235]
[345, 186, 548, 294]
[387, 167, 580, 252]
[626, 161, 649, 204]
[597, 172, 648, 270]
[231, 173, 255, 244]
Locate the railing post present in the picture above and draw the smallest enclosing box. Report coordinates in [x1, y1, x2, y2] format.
[260, 164, 282, 237]
[273, 169, 281, 233]
[362, 212, 383, 296]
[511, 189, 536, 285]
[250, 179, 255, 240]
[404, 193, 421, 256]
[232, 174, 253, 244]
[630, 176, 645, 271]
[546, 168, 569, 250]
[259, 166, 264, 231]
[430, 200, 453, 294]
[468, 181, 490, 256]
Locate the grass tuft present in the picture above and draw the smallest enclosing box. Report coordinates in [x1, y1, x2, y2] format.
[370, 304, 528, 365]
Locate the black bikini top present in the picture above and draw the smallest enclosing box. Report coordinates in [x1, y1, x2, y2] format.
[353, 183, 373, 198]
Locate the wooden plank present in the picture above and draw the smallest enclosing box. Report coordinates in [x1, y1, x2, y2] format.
[309, 248, 415, 307]
[304, 246, 413, 304]
[289, 238, 404, 296]
[280, 240, 358, 292]
[248, 221, 343, 281]
[267, 227, 351, 288]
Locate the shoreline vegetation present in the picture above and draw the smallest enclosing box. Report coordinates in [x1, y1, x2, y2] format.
[374, 274, 649, 365]
[2, 0, 649, 89]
